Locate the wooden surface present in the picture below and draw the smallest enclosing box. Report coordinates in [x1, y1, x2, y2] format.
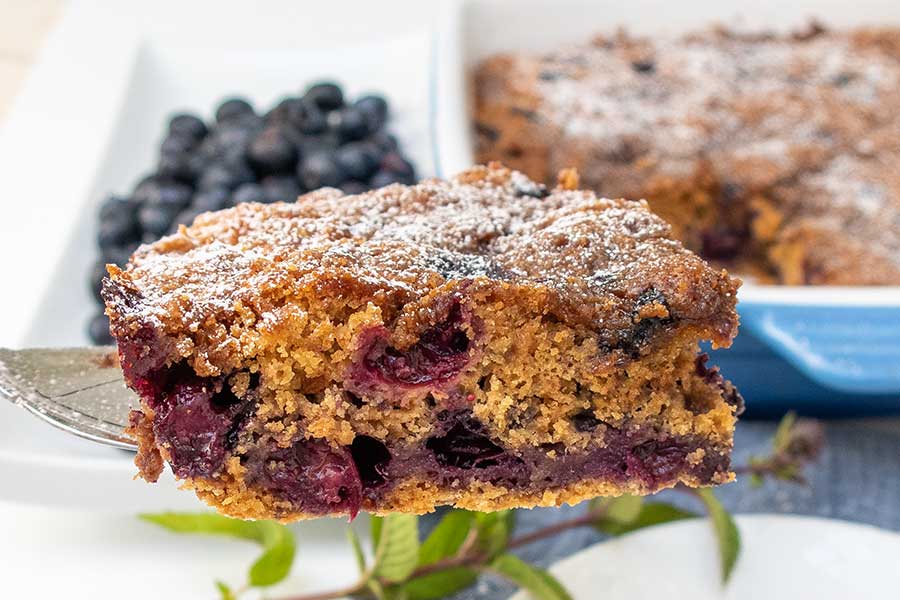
[0, 0, 62, 122]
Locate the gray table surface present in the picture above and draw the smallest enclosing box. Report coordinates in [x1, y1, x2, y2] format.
[442, 418, 900, 599]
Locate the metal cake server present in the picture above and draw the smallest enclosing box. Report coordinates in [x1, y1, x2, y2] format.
[0, 347, 138, 450]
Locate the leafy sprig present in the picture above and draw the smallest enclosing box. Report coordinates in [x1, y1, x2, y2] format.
[141, 413, 821, 599]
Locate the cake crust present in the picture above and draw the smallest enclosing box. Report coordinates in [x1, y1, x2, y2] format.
[106, 164, 741, 521]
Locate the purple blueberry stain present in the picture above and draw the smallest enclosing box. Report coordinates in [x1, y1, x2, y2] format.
[355, 301, 473, 388]
[246, 438, 363, 518]
[350, 435, 392, 488]
[426, 411, 506, 469]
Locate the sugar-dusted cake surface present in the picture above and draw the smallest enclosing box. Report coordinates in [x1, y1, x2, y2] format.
[474, 25, 900, 284]
[104, 164, 741, 521]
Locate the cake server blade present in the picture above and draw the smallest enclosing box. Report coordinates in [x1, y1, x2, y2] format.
[0, 346, 137, 450]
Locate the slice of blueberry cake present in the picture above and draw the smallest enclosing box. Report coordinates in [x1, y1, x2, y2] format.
[104, 163, 742, 521]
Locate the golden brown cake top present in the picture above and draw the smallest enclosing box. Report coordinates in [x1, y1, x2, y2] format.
[104, 164, 739, 368]
[476, 26, 900, 275]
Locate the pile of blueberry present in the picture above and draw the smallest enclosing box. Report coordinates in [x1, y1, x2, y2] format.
[89, 81, 417, 344]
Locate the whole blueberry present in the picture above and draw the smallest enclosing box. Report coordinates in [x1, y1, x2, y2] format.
[134, 179, 192, 211]
[102, 241, 140, 267]
[248, 126, 298, 174]
[157, 151, 198, 182]
[304, 82, 344, 111]
[232, 182, 266, 205]
[160, 133, 195, 155]
[97, 214, 139, 249]
[138, 203, 180, 236]
[192, 187, 230, 211]
[334, 142, 378, 181]
[90, 260, 108, 303]
[88, 312, 114, 345]
[98, 194, 138, 222]
[354, 95, 389, 131]
[339, 180, 369, 195]
[198, 161, 255, 191]
[299, 102, 328, 135]
[369, 169, 403, 188]
[380, 151, 416, 183]
[369, 131, 399, 152]
[215, 97, 255, 123]
[335, 106, 370, 141]
[169, 207, 204, 233]
[168, 113, 208, 140]
[298, 151, 345, 189]
[266, 96, 306, 126]
[261, 175, 302, 203]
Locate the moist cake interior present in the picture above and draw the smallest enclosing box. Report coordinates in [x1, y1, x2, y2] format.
[106, 164, 742, 521]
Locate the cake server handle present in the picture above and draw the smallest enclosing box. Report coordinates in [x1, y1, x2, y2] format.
[0, 347, 137, 450]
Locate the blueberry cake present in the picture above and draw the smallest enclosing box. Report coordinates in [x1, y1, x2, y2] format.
[104, 164, 741, 521]
[474, 25, 900, 284]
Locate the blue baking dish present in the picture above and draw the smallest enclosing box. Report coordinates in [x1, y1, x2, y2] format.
[709, 287, 900, 417]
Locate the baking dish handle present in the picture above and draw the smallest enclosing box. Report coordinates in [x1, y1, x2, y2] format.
[739, 304, 900, 395]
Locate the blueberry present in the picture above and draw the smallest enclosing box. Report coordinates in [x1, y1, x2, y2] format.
[298, 151, 345, 189]
[90, 260, 108, 303]
[335, 106, 370, 141]
[339, 180, 369, 195]
[247, 126, 298, 174]
[138, 203, 180, 236]
[261, 175, 302, 203]
[369, 131, 398, 152]
[215, 97, 255, 123]
[369, 169, 403, 188]
[169, 207, 204, 233]
[160, 134, 195, 155]
[134, 180, 192, 211]
[334, 142, 378, 181]
[168, 113, 208, 140]
[299, 102, 328, 135]
[198, 161, 255, 191]
[380, 151, 416, 183]
[101, 241, 139, 267]
[97, 214, 139, 249]
[157, 151, 198, 182]
[192, 187, 230, 211]
[266, 96, 306, 126]
[98, 194, 138, 222]
[354, 95, 389, 131]
[88, 312, 114, 345]
[232, 182, 266, 205]
[303, 82, 344, 111]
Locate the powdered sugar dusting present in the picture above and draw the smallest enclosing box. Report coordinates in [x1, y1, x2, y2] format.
[104, 165, 738, 340]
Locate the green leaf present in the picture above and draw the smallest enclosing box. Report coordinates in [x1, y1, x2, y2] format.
[695, 489, 741, 584]
[374, 514, 421, 583]
[474, 510, 515, 558]
[140, 512, 296, 588]
[418, 510, 475, 565]
[595, 501, 697, 536]
[215, 581, 237, 600]
[486, 554, 572, 600]
[347, 527, 367, 574]
[772, 411, 797, 453]
[402, 568, 479, 600]
[371, 515, 384, 549]
[593, 494, 644, 523]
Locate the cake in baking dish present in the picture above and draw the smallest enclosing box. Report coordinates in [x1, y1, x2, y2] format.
[104, 164, 741, 521]
[474, 24, 900, 284]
